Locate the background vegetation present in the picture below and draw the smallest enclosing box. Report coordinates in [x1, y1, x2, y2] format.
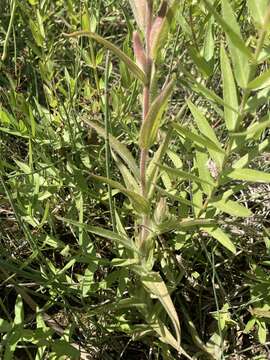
[0, 0, 270, 359]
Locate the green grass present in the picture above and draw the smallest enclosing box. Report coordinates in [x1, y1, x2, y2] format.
[0, 0, 270, 359]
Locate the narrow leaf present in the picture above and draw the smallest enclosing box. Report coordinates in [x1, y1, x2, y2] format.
[158, 164, 215, 187]
[210, 198, 252, 217]
[142, 272, 181, 346]
[222, 0, 250, 88]
[220, 45, 239, 131]
[247, 68, 270, 90]
[65, 31, 147, 84]
[90, 174, 150, 213]
[173, 123, 224, 154]
[247, 0, 269, 28]
[82, 119, 140, 180]
[187, 100, 225, 169]
[227, 168, 270, 183]
[139, 78, 175, 149]
[128, 0, 147, 32]
[202, 0, 253, 60]
[202, 227, 236, 254]
[56, 216, 140, 254]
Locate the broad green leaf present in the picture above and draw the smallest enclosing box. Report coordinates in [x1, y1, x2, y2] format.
[90, 174, 150, 214]
[210, 198, 252, 217]
[159, 164, 215, 187]
[56, 216, 140, 254]
[227, 168, 270, 183]
[128, 0, 147, 32]
[247, 0, 269, 28]
[65, 31, 147, 84]
[222, 0, 250, 88]
[187, 100, 225, 169]
[247, 68, 270, 90]
[202, 226, 236, 254]
[173, 123, 225, 154]
[142, 272, 181, 345]
[220, 45, 239, 131]
[83, 119, 140, 180]
[139, 78, 175, 149]
[202, 0, 253, 60]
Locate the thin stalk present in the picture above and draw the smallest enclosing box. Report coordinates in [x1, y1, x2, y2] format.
[1, 0, 16, 62]
[139, 1, 153, 247]
[104, 51, 116, 232]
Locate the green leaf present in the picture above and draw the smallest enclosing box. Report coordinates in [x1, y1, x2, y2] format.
[247, 68, 270, 90]
[187, 100, 224, 169]
[232, 138, 270, 169]
[14, 295, 24, 325]
[195, 150, 215, 196]
[210, 198, 252, 217]
[247, 0, 269, 28]
[0, 319, 12, 333]
[230, 115, 270, 139]
[142, 272, 181, 346]
[202, 0, 253, 60]
[172, 123, 224, 154]
[221, 0, 250, 88]
[83, 119, 140, 180]
[202, 227, 236, 254]
[159, 164, 215, 187]
[52, 340, 80, 359]
[220, 45, 239, 131]
[139, 78, 175, 149]
[90, 174, 150, 214]
[56, 216, 140, 254]
[227, 168, 270, 183]
[65, 31, 147, 84]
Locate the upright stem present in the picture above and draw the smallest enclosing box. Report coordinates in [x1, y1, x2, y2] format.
[139, 1, 153, 246]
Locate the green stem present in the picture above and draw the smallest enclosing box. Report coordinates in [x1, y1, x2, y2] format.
[1, 0, 16, 62]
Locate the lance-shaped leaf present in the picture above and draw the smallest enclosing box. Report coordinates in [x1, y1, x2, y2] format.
[56, 216, 140, 254]
[247, 69, 270, 90]
[209, 198, 252, 217]
[133, 31, 147, 71]
[220, 45, 238, 132]
[65, 31, 147, 84]
[172, 123, 225, 154]
[202, 226, 236, 254]
[141, 271, 181, 346]
[90, 174, 150, 214]
[226, 168, 270, 183]
[128, 0, 147, 32]
[202, 0, 253, 61]
[139, 77, 175, 149]
[158, 164, 215, 187]
[187, 100, 225, 169]
[222, 0, 250, 88]
[247, 0, 269, 28]
[82, 119, 140, 181]
[232, 138, 270, 169]
[149, 1, 176, 60]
